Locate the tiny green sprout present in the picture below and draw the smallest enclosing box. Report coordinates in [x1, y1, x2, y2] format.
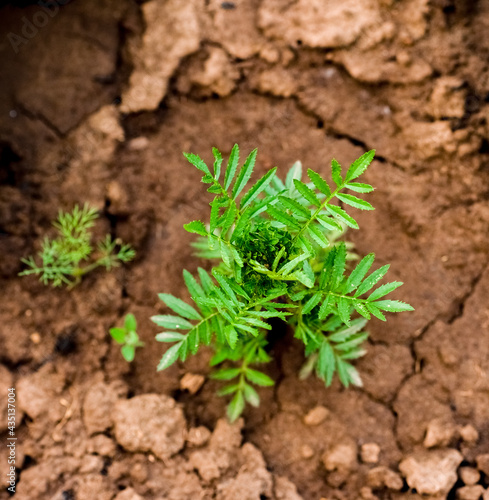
[110, 313, 144, 362]
[19, 203, 135, 287]
[153, 145, 414, 421]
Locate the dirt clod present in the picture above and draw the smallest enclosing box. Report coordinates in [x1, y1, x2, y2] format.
[367, 466, 403, 491]
[456, 485, 485, 500]
[179, 372, 205, 394]
[399, 449, 463, 496]
[275, 476, 304, 500]
[112, 394, 186, 460]
[304, 405, 330, 426]
[360, 443, 381, 464]
[459, 467, 480, 486]
[423, 418, 457, 448]
[476, 454, 489, 476]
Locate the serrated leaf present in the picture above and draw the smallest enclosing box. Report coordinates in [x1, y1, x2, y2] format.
[183, 152, 211, 176]
[158, 293, 202, 320]
[224, 144, 240, 190]
[373, 299, 414, 312]
[365, 302, 386, 321]
[353, 302, 371, 320]
[337, 296, 351, 325]
[328, 318, 367, 342]
[355, 264, 390, 297]
[267, 205, 301, 230]
[243, 384, 260, 407]
[278, 195, 310, 218]
[151, 315, 193, 330]
[227, 391, 245, 422]
[197, 267, 215, 294]
[212, 147, 223, 180]
[318, 295, 333, 320]
[331, 243, 346, 289]
[241, 167, 277, 209]
[110, 327, 126, 344]
[211, 367, 241, 380]
[232, 148, 257, 198]
[210, 199, 220, 233]
[184, 220, 208, 236]
[279, 252, 311, 276]
[336, 193, 374, 211]
[293, 179, 321, 207]
[183, 269, 205, 301]
[307, 168, 331, 197]
[368, 282, 403, 301]
[245, 368, 274, 386]
[326, 205, 359, 229]
[307, 224, 329, 248]
[331, 159, 343, 186]
[121, 344, 135, 362]
[302, 292, 322, 314]
[317, 214, 343, 232]
[344, 253, 375, 293]
[346, 182, 374, 193]
[318, 340, 335, 386]
[224, 324, 238, 348]
[335, 332, 369, 351]
[345, 150, 375, 182]
[155, 331, 186, 342]
[285, 161, 302, 190]
[157, 342, 182, 371]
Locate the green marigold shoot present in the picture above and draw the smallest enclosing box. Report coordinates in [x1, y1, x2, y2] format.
[19, 204, 135, 287]
[110, 313, 144, 362]
[153, 145, 413, 421]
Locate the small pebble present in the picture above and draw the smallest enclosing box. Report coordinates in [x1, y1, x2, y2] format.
[459, 467, 480, 486]
[304, 406, 330, 426]
[361, 443, 380, 464]
[456, 485, 485, 500]
[30, 332, 41, 344]
[459, 424, 479, 444]
[180, 373, 205, 394]
[300, 445, 314, 459]
[187, 426, 211, 447]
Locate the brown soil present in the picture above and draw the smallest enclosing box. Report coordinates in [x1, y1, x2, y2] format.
[1, 1, 489, 499]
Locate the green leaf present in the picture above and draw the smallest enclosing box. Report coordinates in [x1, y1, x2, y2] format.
[326, 205, 359, 229]
[307, 169, 331, 197]
[110, 327, 126, 344]
[331, 243, 346, 289]
[344, 253, 375, 293]
[346, 182, 374, 193]
[307, 225, 329, 248]
[317, 214, 343, 232]
[335, 332, 369, 352]
[318, 340, 335, 386]
[243, 384, 260, 407]
[124, 313, 137, 332]
[337, 297, 351, 325]
[240, 167, 277, 209]
[336, 193, 374, 211]
[232, 148, 257, 198]
[318, 295, 333, 320]
[302, 292, 322, 314]
[183, 152, 211, 176]
[151, 315, 193, 330]
[121, 344, 135, 362]
[278, 196, 310, 218]
[183, 269, 206, 301]
[368, 282, 403, 301]
[184, 220, 208, 236]
[355, 264, 390, 297]
[157, 342, 182, 370]
[211, 368, 241, 380]
[293, 179, 321, 207]
[345, 150, 375, 182]
[279, 252, 311, 276]
[227, 391, 245, 422]
[155, 331, 186, 342]
[224, 144, 240, 190]
[365, 302, 386, 321]
[245, 368, 274, 386]
[328, 319, 367, 342]
[224, 324, 238, 348]
[212, 147, 223, 180]
[158, 293, 202, 320]
[217, 384, 239, 396]
[285, 161, 302, 190]
[373, 299, 414, 313]
[331, 159, 343, 186]
[267, 205, 301, 230]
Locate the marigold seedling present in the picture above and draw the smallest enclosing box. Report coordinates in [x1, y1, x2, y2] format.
[153, 145, 413, 421]
[19, 204, 135, 287]
[110, 313, 144, 362]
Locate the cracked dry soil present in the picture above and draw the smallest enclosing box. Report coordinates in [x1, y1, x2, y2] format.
[1, 1, 489, 499]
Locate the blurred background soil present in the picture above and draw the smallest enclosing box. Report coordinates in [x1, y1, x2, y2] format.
[1, 1, 489, 499]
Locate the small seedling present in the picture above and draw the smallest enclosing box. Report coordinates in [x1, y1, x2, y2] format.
[152, 145, 413, 421]
[19, 204, 135, 287]
[110, 313, 144, 362]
